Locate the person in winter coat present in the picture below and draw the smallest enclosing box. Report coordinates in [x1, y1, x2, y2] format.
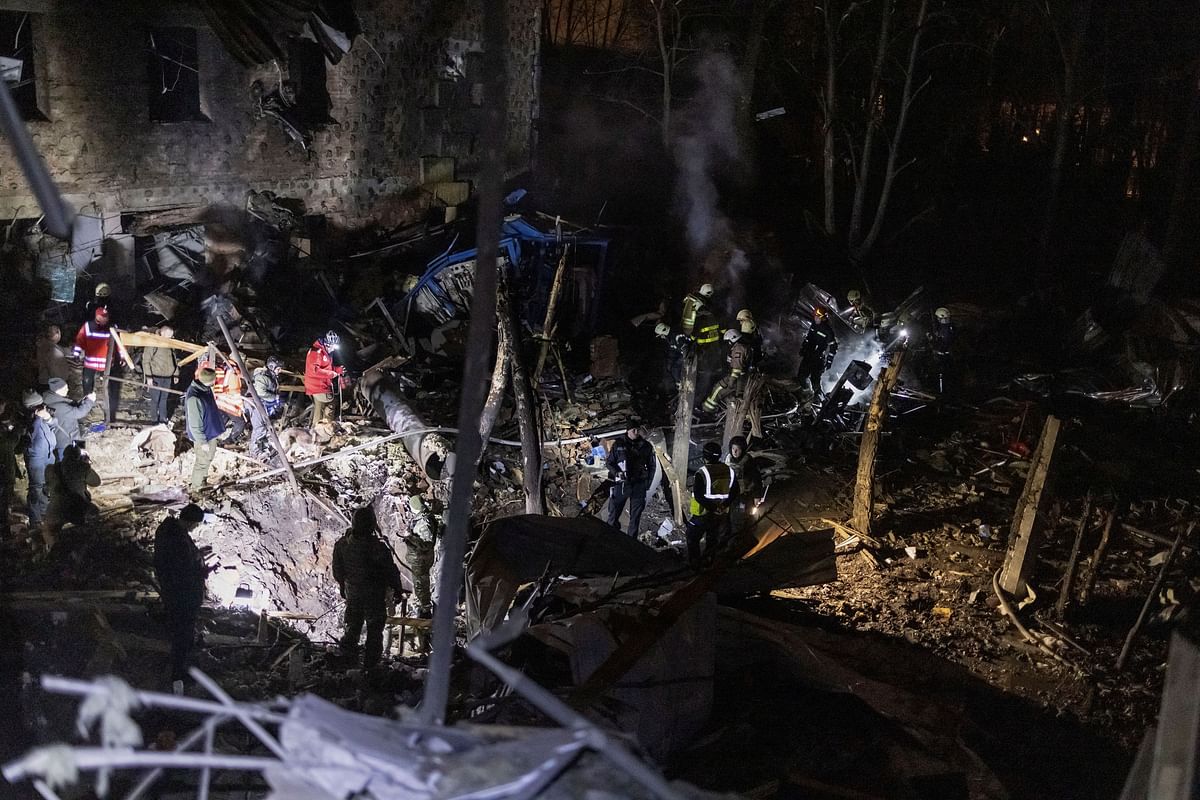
[606, 423, 657, 537]
[304, 331, 346, 425]
[153, 503, 210, 693]
[35, 324, 73, 390]
[686, 441, 739, 568]
[797, 306, 838, 399]
[405, 495, 440, 618]
[22, 392, 58, 526]
[43, 444, 100, 550]
[185, 368, 226, 494]
[142, 325, 179, 424]
[252, 356, 285, 418]
[332, 505, 405, 668]
[42, 378, 95, 459]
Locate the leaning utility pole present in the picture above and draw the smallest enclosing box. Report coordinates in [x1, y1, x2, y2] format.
[217, 316, 299, 493]
[670, 352, 699, 526]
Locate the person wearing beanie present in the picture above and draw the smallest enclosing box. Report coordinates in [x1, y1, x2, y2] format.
[22, 395, 58, 526]
[332, 504, 405, 669]
[154, 503, 210, 694]
[42, 377, 96, 459]
[185, 368, 226, 494]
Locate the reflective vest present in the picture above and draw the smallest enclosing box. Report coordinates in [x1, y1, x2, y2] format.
[213, 365, 244, 417]
[73, 321, 111, 371]
[689, 462, 736, 517]
[682, 294, 720, 345]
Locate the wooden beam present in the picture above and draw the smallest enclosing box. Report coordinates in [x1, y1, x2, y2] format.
[670, 352, 699, 526]
[850, 347, 907, 536]
[217, 316, 299, 493]
[999, 414, 1061, 596]
[118, 330, 206, 354]
[533, 244, 571, 385]
[1055, 491, 1092, 620]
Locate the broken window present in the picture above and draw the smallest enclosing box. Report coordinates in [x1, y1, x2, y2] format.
[146, 27, 207, 122]
[0, 11, 46, 120]
[288, 37, 332, 124]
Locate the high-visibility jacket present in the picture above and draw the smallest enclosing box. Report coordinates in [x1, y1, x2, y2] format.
[689, 462, 737, 517]
[681, 294, 720, 345]
[213, 364, 245, 417]
[73, 321, 111, 371]
[727, 340, 750, 376]
[304, 340, 344, 395]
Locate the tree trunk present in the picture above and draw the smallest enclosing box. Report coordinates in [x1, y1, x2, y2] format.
[655, 2, 672, 147]
[739, 0, 771, 119]
[477, 296, 512, 452]
[504, 287, 544, 514]
[853, 0, 929, 262]
[670, 352, 699, 526]
[850, 347, 906, 535]
[1038, 0, 1093, 273]
[1163, 60, 1200, 270]
[822, 4, 839, 237]
[848, 0, 893, 250]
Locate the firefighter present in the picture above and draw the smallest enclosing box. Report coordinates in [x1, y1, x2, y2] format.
[736, 309, 764, 364]
[73, 306, 112, 397]
[305, 331, 346, 426]
[42, 378, 95, 460]
[153, 503, 210, 694]
[655, 322, 691, 387]
[332, 505, 405, 669]
[928, 307, 955, 393]
[185, 368, 225, 494]
[22, 392, 58, 527]
[605, 422, 656, 537]
[85, 282, 112, 321]
[797, 306, 838, 399]
[702, 329, 751, 413]
[405, 494, 438, 618]
[685, 441, 738, 567]
[253, 356, 285, 418]
[681, 283, 719, 344]
[845, 289, 877, 333]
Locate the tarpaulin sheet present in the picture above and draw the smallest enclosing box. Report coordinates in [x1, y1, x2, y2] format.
[464, 514, 676, 636]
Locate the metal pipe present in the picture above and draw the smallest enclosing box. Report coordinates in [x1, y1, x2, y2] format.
[0, 75, 74, 239]
[360, 368, 456, 480]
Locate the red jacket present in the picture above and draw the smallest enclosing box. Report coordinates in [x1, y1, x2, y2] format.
[304, 340, 343, 395]
[73, 321, 111, 371]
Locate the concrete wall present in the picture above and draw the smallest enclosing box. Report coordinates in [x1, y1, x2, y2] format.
[0, 0, 540, 227]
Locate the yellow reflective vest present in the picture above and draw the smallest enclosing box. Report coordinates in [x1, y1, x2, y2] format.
[682, 294, 720, 345]
[689, 462, 736, 517]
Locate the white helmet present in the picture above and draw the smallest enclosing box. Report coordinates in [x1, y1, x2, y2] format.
[736, 308, 754, 323]
[935, 307, 950, 322]
[847, 289, 862, 304]
[723, 329, 741, 343]
[654, 322, 670, 338]
[698, 283, 714, 299]
[739, 318, 758, 335]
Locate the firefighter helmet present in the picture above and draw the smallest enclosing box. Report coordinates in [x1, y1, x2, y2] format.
[95, 283, 111, 298]
[935, 307, 950, 322]
[702, 441, 722, 462]
[847, 289, 862, 304]
[813, 306, 828, 320]
[736, 309, 755, 323]
[698, 283, 715, 298]
[322, 331, 340, 350]
[723, 329, 741, 343]
[654, 322, 671, 338]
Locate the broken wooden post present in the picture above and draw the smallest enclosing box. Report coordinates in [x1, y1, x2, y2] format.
[999, 414, 1061, 597]
[1079, 506, 1119, 607]
[217, 315, 300, 493]
[1055, 491, 1092, 620]
[1116, 523, 1193, 672]
[477, 288, 513, 452]
[670, 352, 699, 526]
[850, 347, 907, 536]
[721, 374, 765, 453]
[533, 244, 571, 385]
[503, 280, 544, 514]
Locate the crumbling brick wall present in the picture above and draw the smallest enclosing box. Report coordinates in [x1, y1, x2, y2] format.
[0, 0, 539, 228]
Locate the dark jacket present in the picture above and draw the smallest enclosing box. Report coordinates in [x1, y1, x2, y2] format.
[606, 435, 656, 484]
[332, 531, 404, 603]
[154, 516, 207, 610]
[43, 392, 94, 456]
[46, 457, 101, 526]
[24, 417, 57, 471]
[801, 318, 838, 361]
[142, 345, 178, 379]
[185, 381, 224, 443]
[726, 451, 762, 500]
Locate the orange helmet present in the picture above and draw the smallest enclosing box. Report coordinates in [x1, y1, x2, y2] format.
[813, 306, 828, 321]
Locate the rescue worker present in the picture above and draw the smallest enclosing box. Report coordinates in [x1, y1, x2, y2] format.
[725, 435, 763, 525]
[736, 309, 764, 365]
[211, 362, 246, 442]
[681, 283, 719, 344]
[797, 306, 838, 399]
[141, 325, 179, 425]
[35, 324, 72, 391]
[0, 402, 19, 537]
[332, 505, 405, 669]
[702, 329, 751, 413]
[253, 356, 285, 418]
[43, 444, 100, 550]
[685, 441, 738, 568]
[605, 422, 656, 537]
[73, 306, 112, 396]
[85, 282, 112, 321]
[406, 495, 439, 618]
[305, 331, 346, 425]
[185, 368, 225, 494]
[22, 391, 57, 527]
[153, 503, 209, 694]
[928, 307, 955, 393]
[42, 378, 95, 459]
[845, 289, 877, 333]
[655, 322, 691, 387]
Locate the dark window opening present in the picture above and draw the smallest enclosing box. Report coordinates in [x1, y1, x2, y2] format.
[288, 38, 332, 125]
[0, 12, 46, 120]
[147, 27, 206, 122]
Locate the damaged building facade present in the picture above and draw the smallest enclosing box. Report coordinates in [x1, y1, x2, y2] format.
[0, 0, 541, 251]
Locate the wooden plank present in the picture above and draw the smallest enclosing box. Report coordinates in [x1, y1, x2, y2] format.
[999, 414, 1061, 596]
[118, 330, 205, 353]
